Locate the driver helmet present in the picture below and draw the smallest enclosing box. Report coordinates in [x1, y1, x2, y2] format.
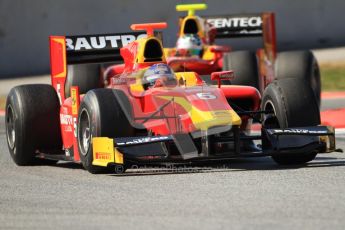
[176, 34, 203, 56]
[143, 63, 176, 89]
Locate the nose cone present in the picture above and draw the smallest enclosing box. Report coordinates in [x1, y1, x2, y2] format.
[188, 105, 241, 130]
[154, 87, 241, 131]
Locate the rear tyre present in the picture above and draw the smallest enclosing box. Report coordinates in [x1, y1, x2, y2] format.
[275, 50, 321, 106]
[65, 64, 102, 98]
[261, 78, 320, 165]
[5, 85, 61, 165]
[77, 89, 135, 174]
[222, 51, 259, 89]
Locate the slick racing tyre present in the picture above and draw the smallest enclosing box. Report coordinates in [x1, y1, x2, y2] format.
[77, 89, 135, 174]
[275, 50, 321, 106]
[5, 84, 61, 165]
[261, 78, 320, 165]
[222, 51, 259, 89]
[65, 64, 102, 98]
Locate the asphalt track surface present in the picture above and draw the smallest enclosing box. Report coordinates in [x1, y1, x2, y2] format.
[2, 48, 345, 229]
[0, 113, 345, 230]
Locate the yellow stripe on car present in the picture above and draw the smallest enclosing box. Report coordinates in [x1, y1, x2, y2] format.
[158, 96, 241, 130]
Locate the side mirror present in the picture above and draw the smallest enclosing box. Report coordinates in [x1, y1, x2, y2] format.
[211, 70, 234, 88]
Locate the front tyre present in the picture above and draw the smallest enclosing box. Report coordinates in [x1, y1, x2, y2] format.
[261, 78, 320, 165]
[77, 89, 135, 174]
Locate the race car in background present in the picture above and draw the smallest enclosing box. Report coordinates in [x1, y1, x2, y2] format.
[5, 22, 337, 174]
[161, 3, 321, 106]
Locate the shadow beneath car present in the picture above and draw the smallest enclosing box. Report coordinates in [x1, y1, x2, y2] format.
[111, 156, 345, 177]
[43, 155, 345, 176]
[53, 161, 84, 170]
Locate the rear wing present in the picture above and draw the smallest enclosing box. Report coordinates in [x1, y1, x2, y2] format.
[49, 32, 146, 102]
[205, 12, 276, 60]
[206, 14, 264, 38]
[52, 32, 147, 65]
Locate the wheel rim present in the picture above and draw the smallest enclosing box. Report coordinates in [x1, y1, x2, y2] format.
[78, 109, 91, 156]
[263, 100, 280, 129]
[6, 104, 16, 151]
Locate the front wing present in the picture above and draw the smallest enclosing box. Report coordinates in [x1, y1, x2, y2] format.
[91, 126, 337, 167]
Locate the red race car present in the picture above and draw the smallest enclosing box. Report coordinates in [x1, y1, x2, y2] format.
[163, 4, 321, 105]
[5, 23, 336, 174]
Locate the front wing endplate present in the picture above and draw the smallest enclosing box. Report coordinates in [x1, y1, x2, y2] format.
[92, 137, 123, 167]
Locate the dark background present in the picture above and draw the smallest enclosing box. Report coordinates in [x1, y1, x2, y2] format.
[0, 0, 344, 77]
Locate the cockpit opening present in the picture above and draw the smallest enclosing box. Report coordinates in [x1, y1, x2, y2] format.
[144, 39, 163, 62]
[183, 19, 199, 34]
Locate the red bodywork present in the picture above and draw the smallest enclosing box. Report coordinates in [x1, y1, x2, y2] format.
[49, 24, 261, 163]
[166, 46, 226, 75]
